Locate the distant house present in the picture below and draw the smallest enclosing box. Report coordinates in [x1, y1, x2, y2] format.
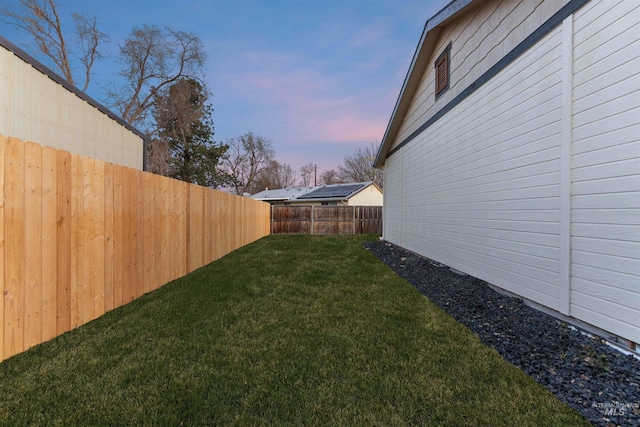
[251, 182, 383, 206]
[0, 35, 146, 170]
[375, 0, 639, 348]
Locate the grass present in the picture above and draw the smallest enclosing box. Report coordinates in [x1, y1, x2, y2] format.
[0, 235, 588, 426]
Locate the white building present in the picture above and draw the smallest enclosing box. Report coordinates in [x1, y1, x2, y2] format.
[0, 35, 145, 170]
[375, 0, 639, 348]
[251, 182, 383, 206]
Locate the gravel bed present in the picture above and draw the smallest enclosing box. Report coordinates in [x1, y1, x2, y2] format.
[364, 240, 640, 427]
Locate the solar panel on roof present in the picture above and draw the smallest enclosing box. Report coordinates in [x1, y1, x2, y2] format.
[297, 183, 364, 199]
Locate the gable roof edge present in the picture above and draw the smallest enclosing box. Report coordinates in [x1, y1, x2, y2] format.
[374, 0, 476, 168]
[0, 35, 149, 144]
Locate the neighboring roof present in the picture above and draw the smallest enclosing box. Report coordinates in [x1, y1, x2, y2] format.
[250, 186, 317, 202]
[297, 183, 365, 200]
[0, 35, 149, 144]
[374, 0, 476, 168]
[251, 182, 379, 203]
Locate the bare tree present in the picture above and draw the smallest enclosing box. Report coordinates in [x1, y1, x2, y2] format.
[224, 132, 275, 195]
[1, 0, 108, 91]
[253, 161, 296, 192]
[338, 142, 383, 188]
[299, 162, 316, 187]
[320, 169, 341, 185]
[106, 25, 205, 129]
[73, 13, 108, 91]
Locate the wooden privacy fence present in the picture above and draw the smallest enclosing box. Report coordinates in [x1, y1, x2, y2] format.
[271, 205, 382, 235]
[0, 134, 270, 362]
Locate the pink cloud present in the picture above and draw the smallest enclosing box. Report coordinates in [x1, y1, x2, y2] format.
[224, 52, 388, 143]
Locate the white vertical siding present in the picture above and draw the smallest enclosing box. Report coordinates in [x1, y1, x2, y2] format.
[570, 0, 640, 342]
[0, 44, 144, 170]
[390, 26, 565, 310]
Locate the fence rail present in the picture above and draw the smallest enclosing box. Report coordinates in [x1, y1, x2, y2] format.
[271, 205, 382, 235]
[0, 134, 270, 362]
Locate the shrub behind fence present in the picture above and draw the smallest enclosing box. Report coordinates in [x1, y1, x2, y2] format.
[0, 135, 270, 362]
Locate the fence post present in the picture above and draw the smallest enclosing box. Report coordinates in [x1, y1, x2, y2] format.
[352, 206, 356, 235]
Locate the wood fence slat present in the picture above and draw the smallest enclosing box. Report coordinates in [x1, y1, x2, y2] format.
[103, 162, 114, 312]
[113, 165, 124, 308]
[156, 176, 168, 288]
[169, 179, 177, 281]
[188, 184, 202, 272]
[212, 190, 221, 261]
[175, 180, 187, 278]
[94, 159, 105, 318]
[135, 170, 144, 298]
[41, 146, 57, 342]
[56, 150, 71, 335]
[122, 166, 132, 302]
[204, 187, 213, 263]
[82, 157, 95, 324]
[142, 172, 155, 294]
[132, 168, 144, 299]
[24, 142, 43, 350]
[70, 155, 83, 329]
[219, 192, 226, 257]
[4, 137, 25, 359]
[0, 136, 5, 359]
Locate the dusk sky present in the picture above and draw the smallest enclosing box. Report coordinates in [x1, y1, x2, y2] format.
[1, 0, 449, 176]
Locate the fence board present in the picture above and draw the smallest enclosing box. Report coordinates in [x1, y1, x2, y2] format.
[56, 149, 71, 334]
[82, 157, 95, 324]
[41, 146, 57, 342]
[103, 162, 114, 312]
[4, 137, 25, 359]
[113, 164, 125, 309]
[157, 175, 170, 288]
[94, 160, 106, 317]
[0, 137, 4, 359]
[271, 205, 382, 235]
[122, 167, 133, 303]
[70, 155, 82, 329]
[24, 142, 42, 350]
[0, 134, 270, 362]
[212, 191, 221, 261]
[142, 173, 155, 294]
[188, 184, 204, 272]
[133, 169, 144, 300]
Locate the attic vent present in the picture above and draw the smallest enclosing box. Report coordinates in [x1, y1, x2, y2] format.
[435, 43, 451, 98]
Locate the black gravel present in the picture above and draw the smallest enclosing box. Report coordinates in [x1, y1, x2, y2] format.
[364, 240, 640, 427]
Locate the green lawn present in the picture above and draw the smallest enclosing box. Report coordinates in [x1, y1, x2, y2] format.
[0, 235, 587, 426]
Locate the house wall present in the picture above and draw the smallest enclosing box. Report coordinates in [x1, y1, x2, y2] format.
[383, 0, 639, 343]
[394, 0, 570, 149]
[0, 41, 144, 170]
[568, 0, 640, 341]
[348, 185, 384, 206]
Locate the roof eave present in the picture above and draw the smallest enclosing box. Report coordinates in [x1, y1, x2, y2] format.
[0, 35, 149, 144]
[374, 0, 477, 169]
[290, 198, 348, 203]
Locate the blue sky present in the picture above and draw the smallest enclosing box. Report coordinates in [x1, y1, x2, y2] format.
[2, 0, 448, 175]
